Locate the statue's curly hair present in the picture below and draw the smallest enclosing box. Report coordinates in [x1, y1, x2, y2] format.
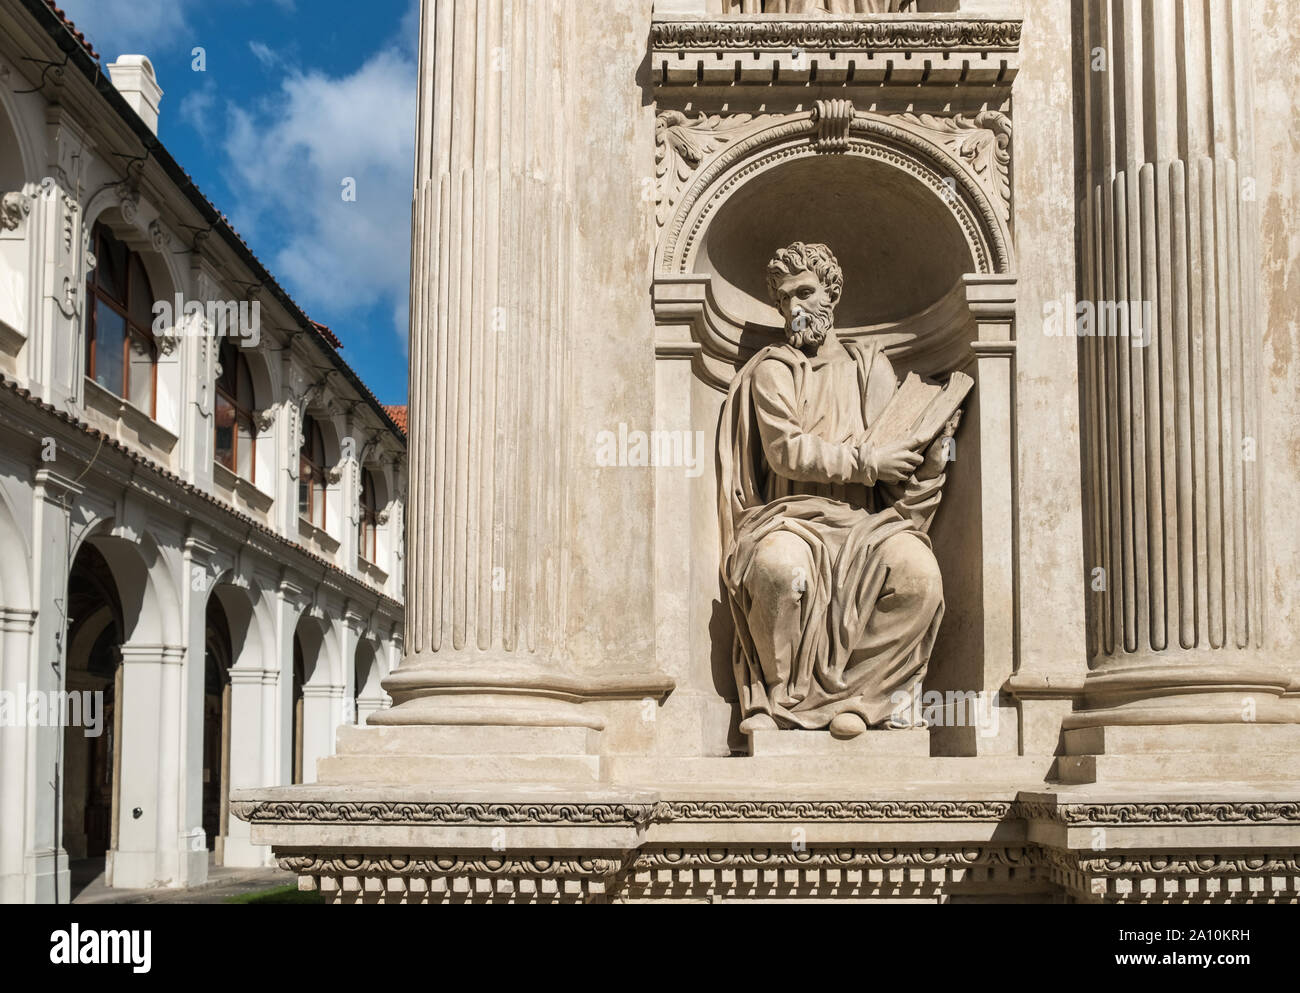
[765, 242, 843, 308]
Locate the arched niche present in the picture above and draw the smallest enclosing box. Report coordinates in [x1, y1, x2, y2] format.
[651, 106, 1020, 756]
[654, 109, 1011, 391]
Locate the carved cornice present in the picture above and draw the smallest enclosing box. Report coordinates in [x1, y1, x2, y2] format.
[631, 845, 1037, 870]
[1020, 800, 1300, 826]
[650, 18, 1022, 53]
[279, 854, 624, 878]
[1064, 853, 1300, 877]
[233, 800, 660, 827]
[651, 799, 1014, 822]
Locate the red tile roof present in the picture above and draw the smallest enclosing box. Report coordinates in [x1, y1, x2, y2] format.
[311, 320, 344, 350]
[384, 406, 408, 434]
[42, 1, 99, 61]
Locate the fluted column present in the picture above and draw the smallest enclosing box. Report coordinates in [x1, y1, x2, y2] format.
[1076, 0, 1288, 724]
[380, 0, 580, 725]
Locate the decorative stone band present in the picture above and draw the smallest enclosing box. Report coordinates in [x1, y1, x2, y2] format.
[651, 17, 1021, 87]
[1044, 849, 1300, 904]
[236, 797, 1300, 827]
[622, 845, 1047, 902]
[233, 798, 1014, 827]
[653, 799, 1014, 822]
[278, 854, 624, 904]
[1019, 800, 1300, 826]
[232, 800, 660, 828]
[650, 17, 1022, 52]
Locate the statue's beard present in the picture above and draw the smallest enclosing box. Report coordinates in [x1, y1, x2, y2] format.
[786, 302, 835, 350]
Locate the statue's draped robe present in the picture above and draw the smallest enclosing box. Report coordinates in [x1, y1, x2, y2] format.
[718, 339, 948, 728]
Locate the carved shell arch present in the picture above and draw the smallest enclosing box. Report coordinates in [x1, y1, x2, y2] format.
[656, 109, 1013, 279]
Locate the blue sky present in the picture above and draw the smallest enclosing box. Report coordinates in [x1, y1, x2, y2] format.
[58, 0, 418, 404]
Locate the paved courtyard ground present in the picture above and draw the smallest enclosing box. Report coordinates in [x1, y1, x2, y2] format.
[70, 856, 298, 905]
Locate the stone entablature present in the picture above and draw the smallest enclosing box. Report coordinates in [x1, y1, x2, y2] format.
[651, 15, 1021, 87]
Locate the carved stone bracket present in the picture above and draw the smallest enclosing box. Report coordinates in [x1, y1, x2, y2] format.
[813, 99, 854, 152]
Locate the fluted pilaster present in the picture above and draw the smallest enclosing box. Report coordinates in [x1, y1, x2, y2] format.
[381, 0, 578, 724]
[1076, 0, 1286, 723]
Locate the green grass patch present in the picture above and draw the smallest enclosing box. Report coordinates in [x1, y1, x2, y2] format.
[225, 884, 326, 905]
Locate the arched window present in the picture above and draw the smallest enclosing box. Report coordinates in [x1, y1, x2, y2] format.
[298, 414, 328, 529]
[215, 340, 258, 482]
[84, 222, 158, 416]
[359, 469, 380, 563]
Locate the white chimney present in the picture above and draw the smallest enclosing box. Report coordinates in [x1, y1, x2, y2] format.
[107, 56, 163, 134]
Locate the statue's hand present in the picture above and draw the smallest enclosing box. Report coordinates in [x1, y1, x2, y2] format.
[915, 411, 963, 481]
[873, 439, 925, 484]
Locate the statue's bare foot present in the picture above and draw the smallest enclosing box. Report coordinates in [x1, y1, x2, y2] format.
[739, 713, 778, 734]
[829, 712, 868, 739]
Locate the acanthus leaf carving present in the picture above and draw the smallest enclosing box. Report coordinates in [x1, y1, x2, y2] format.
[655, 111, 767, 227]
[895, 111, 1012, 223]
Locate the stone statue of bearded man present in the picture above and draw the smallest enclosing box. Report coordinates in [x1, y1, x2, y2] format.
[717, 242, 960, 739]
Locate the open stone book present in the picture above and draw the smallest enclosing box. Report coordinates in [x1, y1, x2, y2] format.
[864, 370, 974, 449]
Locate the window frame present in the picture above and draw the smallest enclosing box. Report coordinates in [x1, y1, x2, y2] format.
[84, 222, 160, 418]
[359, 468, 380, 563]
[298, 415, 328, 530]
[214, 341, 259, 484]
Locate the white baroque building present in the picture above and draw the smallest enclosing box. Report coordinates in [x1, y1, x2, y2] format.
[0, 0, 407, 902]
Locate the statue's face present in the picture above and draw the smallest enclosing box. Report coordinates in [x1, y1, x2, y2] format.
[772, 269, 835, 350]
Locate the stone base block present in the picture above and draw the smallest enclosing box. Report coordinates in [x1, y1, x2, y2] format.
[319, 723, 604, 785]
[1057, 722, 1300, 785]
[748, 728, 930, 757]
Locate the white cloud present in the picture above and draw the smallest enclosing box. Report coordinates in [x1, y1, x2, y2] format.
[56, 0, 191, 59]
[178, 79, 216, 139]
[248, 41, 277, 69]
[223, 45, 417, 340]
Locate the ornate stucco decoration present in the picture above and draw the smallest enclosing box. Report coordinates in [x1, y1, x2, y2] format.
[0, 191, 31, 232]
[655, 111, 770, 226]
[156, 329, 180, 356]
[148, 217, 169, 252]
[895, 111, 1012, 224]
[118, 188, 141, 224]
